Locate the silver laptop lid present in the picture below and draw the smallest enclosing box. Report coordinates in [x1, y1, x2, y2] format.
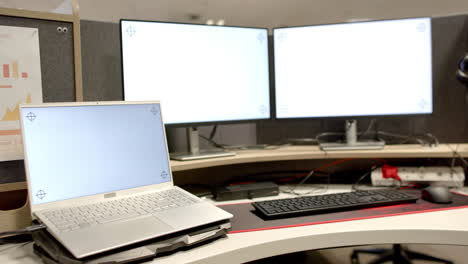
[20, 101, 173, 210]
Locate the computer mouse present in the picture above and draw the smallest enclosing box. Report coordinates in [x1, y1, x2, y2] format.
[421, 186, 453, 204]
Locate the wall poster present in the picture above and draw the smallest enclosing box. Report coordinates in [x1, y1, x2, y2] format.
[0, 25, 42, 161]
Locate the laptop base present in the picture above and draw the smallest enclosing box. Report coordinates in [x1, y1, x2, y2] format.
[32, 221, 231, 264]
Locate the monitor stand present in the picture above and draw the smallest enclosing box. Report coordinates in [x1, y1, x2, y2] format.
[170, 127, 236, 161]
[319, 120, 385, 151]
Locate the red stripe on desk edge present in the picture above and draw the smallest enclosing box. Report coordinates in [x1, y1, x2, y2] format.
[227, 205, 468, 234]
[451, 191, 468, 197]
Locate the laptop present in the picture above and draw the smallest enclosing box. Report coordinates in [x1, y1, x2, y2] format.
[20, 101, 232, 259]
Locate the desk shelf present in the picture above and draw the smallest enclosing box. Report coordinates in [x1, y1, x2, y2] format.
[170, 144, 468, 172]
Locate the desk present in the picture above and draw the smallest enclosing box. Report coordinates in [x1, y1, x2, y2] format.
[1, 186, 468, 264]
[2, 144, 468, 263]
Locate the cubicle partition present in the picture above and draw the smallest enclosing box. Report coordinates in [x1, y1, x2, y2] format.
[0, 14, 77, 185]
[0, 6, 81, 232]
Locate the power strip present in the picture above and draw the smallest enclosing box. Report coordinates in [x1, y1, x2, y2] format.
[371, 166, 465, 187]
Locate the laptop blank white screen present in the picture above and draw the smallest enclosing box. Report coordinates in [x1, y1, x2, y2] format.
[21, 103, 172, 205]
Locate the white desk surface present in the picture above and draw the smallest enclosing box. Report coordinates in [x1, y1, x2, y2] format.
[1, 185, 468, 264]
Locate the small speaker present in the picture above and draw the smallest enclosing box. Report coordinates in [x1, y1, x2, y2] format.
[456, 53, 468, 84]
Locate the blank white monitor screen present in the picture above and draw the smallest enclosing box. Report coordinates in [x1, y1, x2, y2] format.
[21, 103, 172, 205]
[121, 20, 270, 125]
[274, 17, 433, 119]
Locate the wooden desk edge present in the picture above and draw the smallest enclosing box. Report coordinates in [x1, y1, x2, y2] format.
[150, 208, 468, 264]
[171, 144, 468, 171]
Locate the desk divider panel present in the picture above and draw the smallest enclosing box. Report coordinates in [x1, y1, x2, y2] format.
[0, 14, 79, 232]
[0, 15, 76, 103]
[0, 15, 76, 185]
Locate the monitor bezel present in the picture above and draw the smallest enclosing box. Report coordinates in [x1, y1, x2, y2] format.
[271, 16, 434, 121]
[119, 19, 272, 127]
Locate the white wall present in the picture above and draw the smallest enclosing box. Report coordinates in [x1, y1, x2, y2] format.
[76, 0, 468, 27]
[0, 0, 72, 14]
[7, 0, 465, 26]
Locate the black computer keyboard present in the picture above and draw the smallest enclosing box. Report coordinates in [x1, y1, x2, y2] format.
[252, 189, 419, 218]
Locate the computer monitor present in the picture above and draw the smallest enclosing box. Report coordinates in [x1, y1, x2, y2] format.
[273, 17, 433, 150]
[120, 20, 270, 160]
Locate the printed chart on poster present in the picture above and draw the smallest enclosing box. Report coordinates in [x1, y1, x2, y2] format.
[0, 25, 42, 161]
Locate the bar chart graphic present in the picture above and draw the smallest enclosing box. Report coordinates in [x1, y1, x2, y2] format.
[1, 61, 29, 88]
[0, 25, 42, 161]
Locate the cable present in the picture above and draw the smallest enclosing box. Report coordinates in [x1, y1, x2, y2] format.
[199, 134, 225, 149]
[197, 125, 227, 149]
[376, 131, 429, 145]
[424, 133, 439, 147]
[287, 138, 318, 145]
[209, 125, 218, 141]
[360, 119, 377, 137]
[0, 224, 46, 245]
[282, 170, 331, 196]
[351, 165, 383, 191]
[0, 224, 46, 238]
[0, 242, 31, 253]
[282, 158, 387, 196]
[447, 144, 468, 169]
[315, 132, 343, 144]
[314, 119, 377, 143]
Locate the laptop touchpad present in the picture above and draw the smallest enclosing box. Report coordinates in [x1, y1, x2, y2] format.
[155, 203, 227, 229]
[120, 215, 174, 235]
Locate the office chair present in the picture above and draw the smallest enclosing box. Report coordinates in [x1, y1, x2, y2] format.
[348, 52, 465, 264]
[350, 244, 453, 264]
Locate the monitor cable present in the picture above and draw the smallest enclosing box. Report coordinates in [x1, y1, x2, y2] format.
[199, 125, 225, 149]
[376, 131, 429, 146]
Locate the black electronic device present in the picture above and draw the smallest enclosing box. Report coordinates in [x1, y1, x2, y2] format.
[253, 189, 418, 218]
[214, 182, 279, 201]
[421, 186, 453, 204]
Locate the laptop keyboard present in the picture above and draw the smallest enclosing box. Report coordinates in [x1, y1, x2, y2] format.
[41, 189, 199, 232]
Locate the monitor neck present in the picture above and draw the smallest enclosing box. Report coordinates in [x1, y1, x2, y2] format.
[186, 127, 200, 155]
